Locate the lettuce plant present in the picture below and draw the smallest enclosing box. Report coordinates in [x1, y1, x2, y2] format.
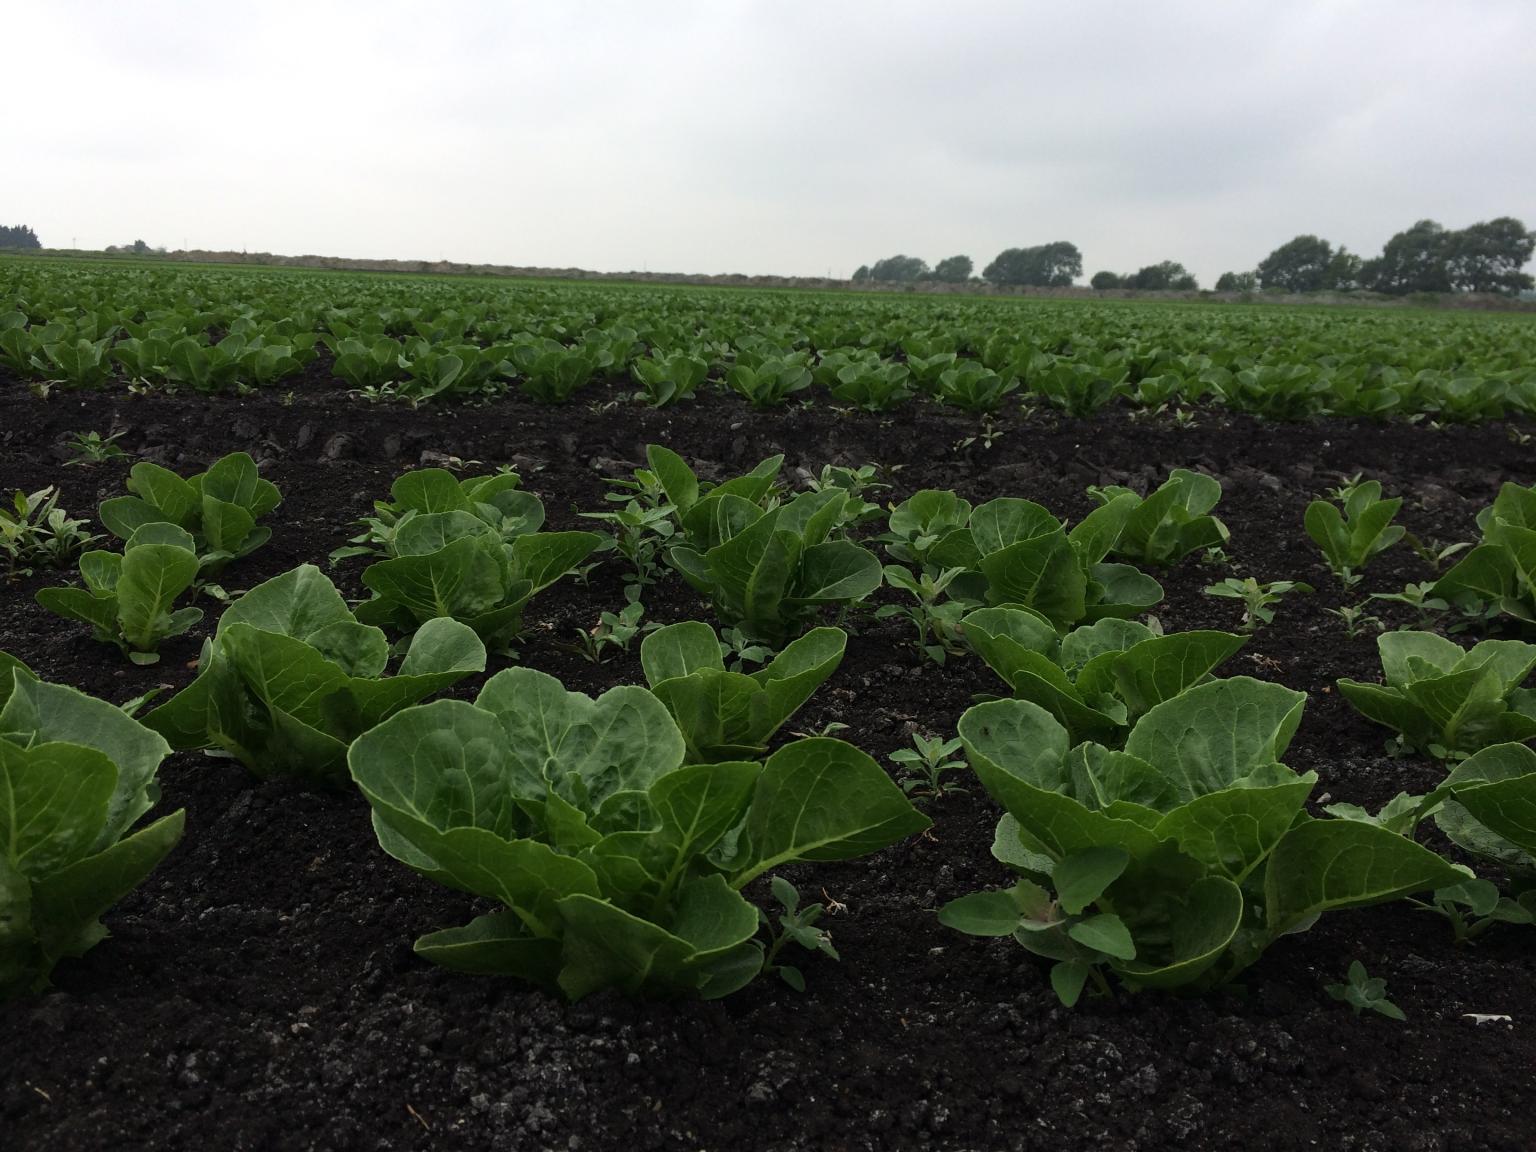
[348, 669, 928, 1000]
[145, 565, 485, 784]
[1433, 481, 1536, 627]
[725, 358, 811, 408]
[351, 477, 601, 648]
[36, 523, 203, 665]
[879, 489, 973, 571]
[1337, 632, 1536, 758]
[963, 607, 1244, 746]
[640, 622, 845, 761]
[939, 678, 1462, 1004]
[330, 468, 545, 564]
[631, 352, 709, 407]
[666, 489, 881, 645]
[1304, 478, 1405, 587]
[1088, 469, 1228, 566]
[927, 495, 1162, 629]
[0, 658, 185, 998]
[98, 452, 281, 574]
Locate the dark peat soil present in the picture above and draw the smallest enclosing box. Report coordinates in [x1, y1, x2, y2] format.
[2, 378, 1535, 1152]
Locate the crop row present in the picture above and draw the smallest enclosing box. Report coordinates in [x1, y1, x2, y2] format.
[4, 445, 1534, 1007]
[4, 261, 1536, 420]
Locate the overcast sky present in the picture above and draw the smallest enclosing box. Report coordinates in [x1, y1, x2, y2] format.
[10, 1, 1534, 282]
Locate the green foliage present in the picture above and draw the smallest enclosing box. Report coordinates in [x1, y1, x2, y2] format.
[62, 430, 128, 466]
[936, 361, 1019, 411]
[330, 467, 545, 564]
[343, 468, 600, 648]
[1088, 469, 1228, 566]
[1326, 961, 1405, 1020]
[1305, 478, 1405, 586]
[963, 608, 1245, 746]
[143, 565, 485, 784]
[876, 564, 971, 664]
[631, 352, 710, 407]
[0, 662, 185, 998]
[653, 450, 880, 646]
[1, 487, 98, 573]
[880, 490, 973, 571]
[347, 670, 928, 999]
[725, 357, 812, 408]
[926, 495, 1163, 629]
[982, 243, 1082, 287]
[640, 622, 845, 762]
[36, 523, 202, 664]
[1337, 632, 1536, 758]
[759, 876, 840, 991]
[1433, 482, 1536, 628]
[98, 452, 281, 575]
[939, 679, 1462, 1002]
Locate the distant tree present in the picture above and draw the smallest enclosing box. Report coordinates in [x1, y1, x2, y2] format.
[1255, 235, 1342, 293]
[1359, 220, 1454, 295]
[851, 264, 871, 283]
[131, 239, 150, 254]
[0, 224, 41, 249]
[983, 242, 1082, 286]
[1443, 217, 1535, 295]
[1129, 261, 1197, 291]
[1090, 270, 1122, 289]
[933, 254, 973, 283]
[868, 254, 931, 282]
[1215, 270, 1258, 292]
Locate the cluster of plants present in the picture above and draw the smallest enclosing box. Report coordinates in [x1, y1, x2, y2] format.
[4, 259, 1536, 421]
[3, 443, 1534, 1020]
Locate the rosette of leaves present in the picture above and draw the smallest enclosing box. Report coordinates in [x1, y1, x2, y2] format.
[1337, 632, 1536, 758]
[926, 495, 1163, 629]
[939, 678, 1462, 1004]
[962, 607, 1244, 746]
[640, 622, 845, 761]
[330, 468, 546, 564]
[648, 447, 881, 646]
[1304, 478, 1404, 587]
[1433, 481, 1536, 627]
[878, 489, 973, 571]
[0, 655, 185, 998]
[350, 475, 601, 648]
[1088, 469, 1229, 566]
[98, 452, 280, 575]
[144, 565, 486, 785]
[348, 668, 929, 1000]
[36, 522, 202, 665]
[1329, 742, 1536, 932]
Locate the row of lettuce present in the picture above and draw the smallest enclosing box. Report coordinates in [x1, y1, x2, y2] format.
[4, 449, 1535, 1005]
[5, 262, 1536, 420]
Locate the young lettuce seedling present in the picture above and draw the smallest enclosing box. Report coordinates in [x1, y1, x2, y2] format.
[938, 678, 1462, 1004]
[1304, 477, 1405, 588]
[348, 670, 928, 1000]
[1336, 632, 1536, 759]
[1087, 468, 1229, 567]
[37, 522, 203, 664]
[0, 654, 186, 999]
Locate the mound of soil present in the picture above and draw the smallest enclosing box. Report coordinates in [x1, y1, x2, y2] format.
[2, 377, 1534, 1151]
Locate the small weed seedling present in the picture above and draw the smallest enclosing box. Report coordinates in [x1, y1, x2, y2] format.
[580, 499, 676, 591]
[574, 593, 658, 663]
[1411, 878, 1535, 944]
[719, 626, 772, 672]
[1403, 533, 1471, 573]
[1, 487, 99, 574]
[952, 415, 1005, 454]
[875, 565, 971, 664]
[1327, 602, 1384, 639]
[760, 876, 839, 992]
[888, 733, 969, 798]
[62, 429, 128, 466]
[1325, 961, 1406, 1021]
[1203, 577, 1312, 632]
[1368, 581, 1450, 629]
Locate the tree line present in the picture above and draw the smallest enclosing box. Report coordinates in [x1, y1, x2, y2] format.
[0, 225, 41, 249]
[853, 215, 1533, 297]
